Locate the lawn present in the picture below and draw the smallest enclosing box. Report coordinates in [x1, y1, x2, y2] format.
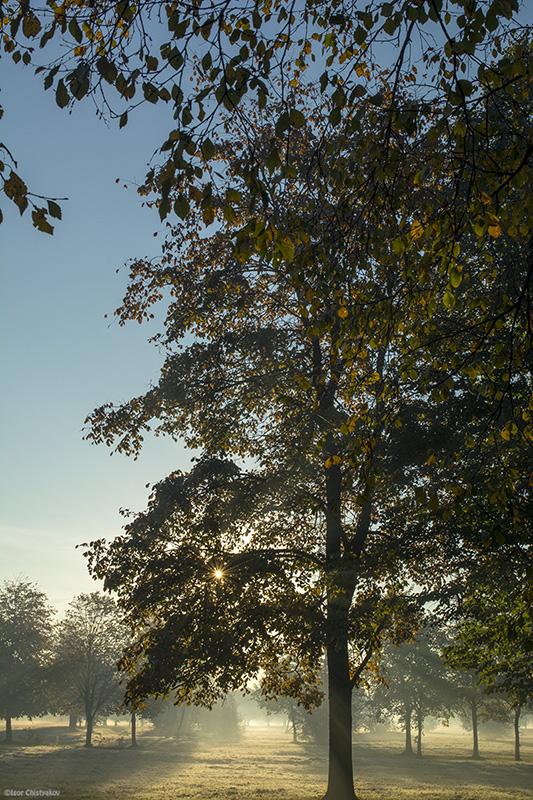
[1, 722, 532, 800]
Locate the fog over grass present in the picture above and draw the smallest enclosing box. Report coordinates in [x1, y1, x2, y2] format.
[2, 716, 532, 800]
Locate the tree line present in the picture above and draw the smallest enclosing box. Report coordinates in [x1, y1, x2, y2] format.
[2, 577, 531, 757]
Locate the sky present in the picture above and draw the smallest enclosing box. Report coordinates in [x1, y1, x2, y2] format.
[1, 58, 192, 611]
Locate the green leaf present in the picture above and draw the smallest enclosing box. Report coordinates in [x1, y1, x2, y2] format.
[32, 208, 54, 234]
[146, 55, 159, 72]
[289, 108, 305, 129]
[22, 11, 41, 38]
[443, 291, 455, 309]
[201, 138, 215, 160]
[47, 200, 62, 220]
[174, 194, 190, 219]
[329, 106, 341, 126]
[275, 112, 290, 137]
[143, 83, 159, 104]
[278, 237, 295, 261]
[119, 111, 128, 129]
[56, 80, 70, 109]
[68, 18, 83, 44]
[449, 267, 462, 288]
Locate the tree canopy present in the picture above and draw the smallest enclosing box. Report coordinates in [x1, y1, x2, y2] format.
[53, 592, 128, 747]
[0, 578, 54, 742]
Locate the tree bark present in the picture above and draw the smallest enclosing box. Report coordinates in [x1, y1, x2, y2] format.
[323, 636, 356, 800]
[416, 710, 423, 757]
[514, 706, 521, 762]
[85, 711, 93, 747]
[5, 715, 12, 743]
[290, 707, 297, 743]
[471, 699, 480, 759]
[322, 457, 357, 800]
[131, 711, 137, 747]
[404, 705, 414, 755]
[69, 714, 77, 731]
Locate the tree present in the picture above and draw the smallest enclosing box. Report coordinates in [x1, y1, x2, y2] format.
[254, 658, 326, 744]
[443, 586, 533, 762]
[52, 592, 128, 747]
[371, 629, 455, 757]
[0, 578, 54, 742]
[79, 93, 482, 799]
[449, 670, 509, 759]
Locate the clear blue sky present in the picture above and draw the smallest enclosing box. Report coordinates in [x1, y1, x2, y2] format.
[1, 60, 192, 610]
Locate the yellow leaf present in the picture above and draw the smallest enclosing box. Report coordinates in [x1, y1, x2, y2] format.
[337, 307, 349, 319]
[500, 427, 510, 441]
[488, 223, 501, 238]
[411, 220, 424, 240]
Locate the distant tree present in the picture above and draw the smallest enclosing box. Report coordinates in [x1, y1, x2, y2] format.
[52, 592, 128, 747]
[0, 578, 54, 742]
[255, 657, 325, 744]
[444, 587, 533, 762]
[451, 673, 509, 759]
[373, 629, 455, 757]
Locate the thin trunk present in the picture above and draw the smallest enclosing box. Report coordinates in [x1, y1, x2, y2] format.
[131, 711, 137, 747]
[69, 714, 77, 731]
[85, 710, 93, 747]
[471, 700, 480, 759]
[416, 710, 423, 758]
[514, 706, 521, 762]
[291, 709, 297, 743]
[404, 706, 413, 755]
[175, 704, 186, 736]
[5, 715, 12, 743]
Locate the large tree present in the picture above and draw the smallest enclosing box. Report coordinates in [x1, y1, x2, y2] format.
[52, 592, 128, 747]
[80, 97, 493, 798]
[0, 578, 54, 742]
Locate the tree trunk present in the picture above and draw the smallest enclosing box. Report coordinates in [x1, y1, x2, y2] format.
[404, 705, 414, 755]
[290, 708, 297, 743]
[131, 711, 137, 747]
[321, 456, 357, 800]
[416, 710, 423, 758]
[5, 715, 13, 743]
[69, 714, 77, 731]
[471, 699, 480, 759]
[514, 706, 521, 762]
[323, 636, 356, 800]
[85, 712, 93, 747]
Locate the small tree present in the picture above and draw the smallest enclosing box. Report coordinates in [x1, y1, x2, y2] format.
[0, 578, 54, 742]
[52, 593, 128, 747]
[373, 630, 455, 757]
[444, 587, 533, 762]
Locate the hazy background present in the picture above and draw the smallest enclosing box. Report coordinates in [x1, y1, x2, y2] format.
[1, 60, 190, 609]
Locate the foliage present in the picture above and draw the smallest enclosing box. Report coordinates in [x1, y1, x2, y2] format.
[52, 592, 129, 747]
[0, 578, 54, 741]
[444, 587, 533, 710]
[2, 1, 532, 287]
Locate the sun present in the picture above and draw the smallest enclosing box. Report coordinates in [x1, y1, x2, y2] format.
[214, 569, 223, 580]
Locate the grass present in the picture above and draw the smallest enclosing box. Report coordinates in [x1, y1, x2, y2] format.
[1, 721, 532, 800]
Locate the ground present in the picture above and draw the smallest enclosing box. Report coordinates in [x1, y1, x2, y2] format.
[1, 720, 532, 800]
